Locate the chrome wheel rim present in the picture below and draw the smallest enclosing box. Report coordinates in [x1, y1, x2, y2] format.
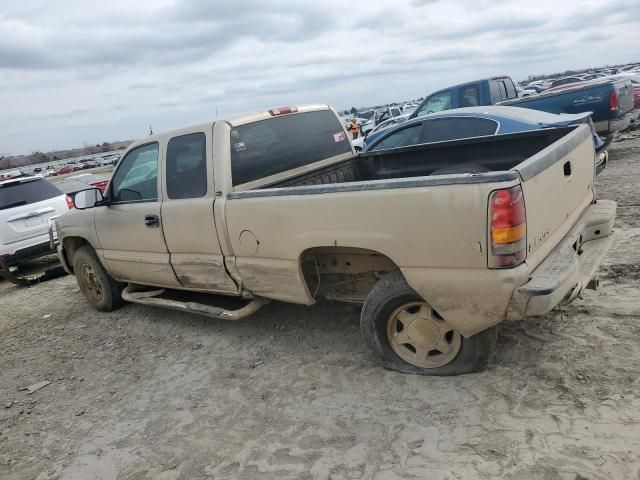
[386, 301, 462, 368]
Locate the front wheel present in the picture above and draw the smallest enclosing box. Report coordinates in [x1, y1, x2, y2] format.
[360, 271, 496, 375]
[72, 246, 124, 312]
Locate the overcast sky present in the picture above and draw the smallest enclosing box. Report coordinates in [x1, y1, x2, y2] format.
[1, 0, 638, 155]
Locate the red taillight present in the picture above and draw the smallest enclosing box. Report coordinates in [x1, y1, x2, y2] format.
[268, 106, 298, 116]
[489, 185, 526, 268]
[609, 90, 619, 111]
[91, 180, 109, 193]
[65, 195, 74, 210]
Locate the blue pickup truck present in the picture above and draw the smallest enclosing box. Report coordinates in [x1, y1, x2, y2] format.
[411, 75, 637, 135]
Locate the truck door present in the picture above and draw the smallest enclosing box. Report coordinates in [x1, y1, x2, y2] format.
[94, 142, 180, 287]
[160, 131, 238, 293]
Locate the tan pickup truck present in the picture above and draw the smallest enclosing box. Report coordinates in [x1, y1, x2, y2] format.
[53, 104, 616, 375]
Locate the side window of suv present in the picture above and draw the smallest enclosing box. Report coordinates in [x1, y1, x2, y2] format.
[110, 143, 159, 203]
[166, 133, 207, 199]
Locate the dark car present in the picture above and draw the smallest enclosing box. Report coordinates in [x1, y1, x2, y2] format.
[362, 106, 609, 174]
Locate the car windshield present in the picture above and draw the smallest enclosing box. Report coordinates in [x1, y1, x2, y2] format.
[0, 178, 62, 210]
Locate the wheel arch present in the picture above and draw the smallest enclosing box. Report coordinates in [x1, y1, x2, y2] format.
[298, 246, 400, 303]
[61, 236, 94, 273]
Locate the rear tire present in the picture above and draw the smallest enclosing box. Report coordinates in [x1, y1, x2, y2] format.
[72, 246, 124, 312]
[360, 271, 496, 375]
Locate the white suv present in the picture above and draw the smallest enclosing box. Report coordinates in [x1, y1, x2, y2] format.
[0, 176, 71, 285]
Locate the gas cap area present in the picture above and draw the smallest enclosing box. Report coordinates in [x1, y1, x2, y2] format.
[238, 230, 259, 256]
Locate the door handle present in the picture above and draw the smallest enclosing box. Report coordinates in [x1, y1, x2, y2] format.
[144, 214, 160, 228]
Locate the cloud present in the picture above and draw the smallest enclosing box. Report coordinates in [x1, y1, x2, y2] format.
[0, 0, 637, 154]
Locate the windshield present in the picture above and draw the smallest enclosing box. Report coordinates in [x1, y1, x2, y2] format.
[0, 178, 62, 210]
[230, 110, 351, 186]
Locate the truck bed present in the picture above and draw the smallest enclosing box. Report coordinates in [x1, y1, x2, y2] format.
[265, 127, 572, 189]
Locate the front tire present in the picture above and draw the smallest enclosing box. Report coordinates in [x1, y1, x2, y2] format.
[360, 271, 496, 375]
[72, 246, 124, 312]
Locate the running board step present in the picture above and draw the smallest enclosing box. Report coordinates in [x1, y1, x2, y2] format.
[121, 285, 269, 320]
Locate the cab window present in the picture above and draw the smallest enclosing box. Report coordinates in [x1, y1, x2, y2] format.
[415, 90, 452, 117]
[369, 124, 423, 151]
[110, 143, 159, 203]
[166, 133, 207, 199]
[460, 85, 480, 107]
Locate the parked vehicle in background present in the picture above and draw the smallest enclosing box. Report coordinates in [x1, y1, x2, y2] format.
[54, 104, 615, 376]
[361, 106, 403, 135]
[505, 77, 637, 135]
[363, 106, 609, 174]
[56, 173, 110, 195]
[0, 170, 24, 181]
[53, 166, 74, 176]
[352, 114, 410, 151]
[401, 104, 418, 115]
[414, 75, 637, 135]
[549, 76, 583, 89]
[518, 87, 539, 97]
[1, 176, 72, 285]
[411, 76, 519, 118]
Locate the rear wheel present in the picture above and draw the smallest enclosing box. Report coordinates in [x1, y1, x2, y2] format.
[72, 246, 124, 312]
[360, 271, 496, 375]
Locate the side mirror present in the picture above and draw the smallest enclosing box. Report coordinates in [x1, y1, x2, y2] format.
[72, 187, 104, 210]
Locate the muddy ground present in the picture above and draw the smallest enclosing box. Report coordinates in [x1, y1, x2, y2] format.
[1, 135, 639, 480]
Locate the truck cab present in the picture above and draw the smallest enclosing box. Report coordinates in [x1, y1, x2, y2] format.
[411, 76, 518, 118]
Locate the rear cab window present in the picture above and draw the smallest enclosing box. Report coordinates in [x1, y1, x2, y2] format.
[0, 178, 62, 210]
[460, 85, 480, 107]
[230, 110, 351, 187]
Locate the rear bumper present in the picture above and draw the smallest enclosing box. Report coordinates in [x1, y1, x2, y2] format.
[0, 240, 56, 268]
[506, 199, 617, 320]
[594, 111, 636, 134]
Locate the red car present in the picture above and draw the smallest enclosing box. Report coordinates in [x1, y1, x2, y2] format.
[53, 166, 74, 176]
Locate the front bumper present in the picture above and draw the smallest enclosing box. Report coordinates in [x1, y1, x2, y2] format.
[506, 199, 617, 320]
[0, 240, 57, 267]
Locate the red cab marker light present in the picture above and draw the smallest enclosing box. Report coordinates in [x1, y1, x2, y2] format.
[269, 106, 298, 116]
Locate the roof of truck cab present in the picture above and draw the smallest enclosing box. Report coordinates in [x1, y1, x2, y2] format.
[127, 104, 333, 151]
[429, 76, 512, 94]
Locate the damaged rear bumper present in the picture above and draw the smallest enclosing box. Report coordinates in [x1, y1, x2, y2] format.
[506, 199, 616, 320]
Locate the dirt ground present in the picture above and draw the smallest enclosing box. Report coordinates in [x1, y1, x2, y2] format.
[1, 135, 639, 480]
